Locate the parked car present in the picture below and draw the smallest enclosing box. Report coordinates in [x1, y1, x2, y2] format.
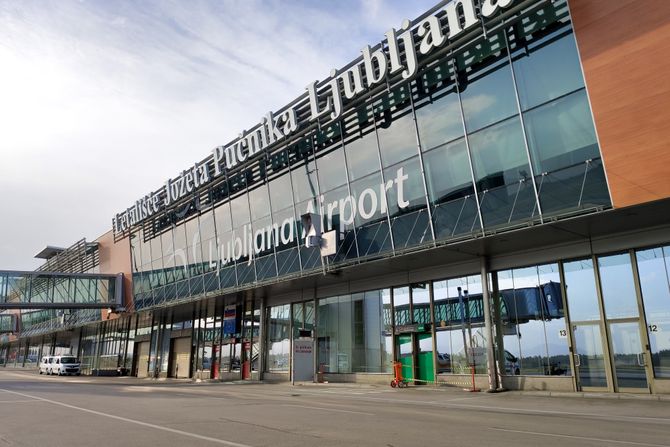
[49, 355, 81, 376]
[38, 356, 54, 375]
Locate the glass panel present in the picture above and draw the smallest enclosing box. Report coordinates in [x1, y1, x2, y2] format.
[248, 184, 271, 221]
[317, 296, 338, 373]
[291, 160, 319, 204]
[511, 29, 585, 110]
[266, 304, 290, 372]
[268, 174, 294, 212]
[377, 112, 418, 167]
[635, 246, 670, 378]
[316, 147, 347, 193]
[349, 171, 385, 227]
[468, 117, 537, 228]
[460, 60, 517, 133]
[214, 202, 232, 235]
[230, 195, 250, 229]
[610, 321, 648, 389]
[424, 138, 473, 204]
[393, 287, 410, 326]
[336, 295, 352, 374]
[524, 90, 599, 174]
[384, 157, 432, 249]
[573, 323, 607, 388]
[468, 117, 529, 191]
[497, 264, 570, 376]
[344, 130, 381, 182]
[412, 283, 431, 325]
[598, 253, 639, 319]
[415, 90, 463, 151]
[563, 259, 601, 322]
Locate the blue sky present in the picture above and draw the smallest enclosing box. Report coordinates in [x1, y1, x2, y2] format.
[0, 0, 437, 270]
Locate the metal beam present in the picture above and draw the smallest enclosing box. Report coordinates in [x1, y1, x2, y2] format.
[0, 303, 119, 310]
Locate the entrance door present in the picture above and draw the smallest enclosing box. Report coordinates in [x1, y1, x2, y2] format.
[170, 337, 191, 379]
[136, 342, 150, 378]
[416, 332, 435, 385]
[571, 322, 608, 390]
[608, 320, 649, 391]
[396, 335, 414, 383]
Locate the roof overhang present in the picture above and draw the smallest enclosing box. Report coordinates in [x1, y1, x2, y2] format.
[34, 246, 66, 260]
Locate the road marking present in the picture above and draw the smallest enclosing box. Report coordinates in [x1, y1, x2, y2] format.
[489, 427, 670, 447]
[0, 388, 254, 447]
[281, 404, 374, 416]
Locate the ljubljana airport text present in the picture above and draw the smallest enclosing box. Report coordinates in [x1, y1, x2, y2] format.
[113, 0, 518, 238]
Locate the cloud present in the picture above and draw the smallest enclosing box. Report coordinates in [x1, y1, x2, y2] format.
[0, 0, 437, 270]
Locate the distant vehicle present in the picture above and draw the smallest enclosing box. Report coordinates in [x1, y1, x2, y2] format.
[436, 353, 451, 373]
[38, 356, 54, 375]
[49, 355, 81, 376]
[504, 351, 520, 376]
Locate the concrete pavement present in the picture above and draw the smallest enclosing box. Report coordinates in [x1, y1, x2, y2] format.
[1, 369, 669, 447]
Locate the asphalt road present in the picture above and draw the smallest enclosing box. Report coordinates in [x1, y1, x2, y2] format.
[1, 370, 670, 447]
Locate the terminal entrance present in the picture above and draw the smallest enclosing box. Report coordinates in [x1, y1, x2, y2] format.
[395, 332, 434, 385]
[566, 253, 654, 393]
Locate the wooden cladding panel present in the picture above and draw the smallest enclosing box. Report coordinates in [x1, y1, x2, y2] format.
[570, 0, 670, 208]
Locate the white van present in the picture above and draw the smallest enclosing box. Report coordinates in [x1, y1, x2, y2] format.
[38, 356, 54, 375]
[49, 355, 81, 376]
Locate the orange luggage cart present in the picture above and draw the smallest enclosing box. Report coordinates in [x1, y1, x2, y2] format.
[390, 361, 408, 388]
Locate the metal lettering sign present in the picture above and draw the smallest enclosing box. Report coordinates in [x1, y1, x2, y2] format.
[113, 0, 521, 236]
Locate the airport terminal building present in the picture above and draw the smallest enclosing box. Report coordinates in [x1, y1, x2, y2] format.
[2, 0, 670, 394]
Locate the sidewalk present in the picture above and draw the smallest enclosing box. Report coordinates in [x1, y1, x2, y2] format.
[3, 368, 670, 401]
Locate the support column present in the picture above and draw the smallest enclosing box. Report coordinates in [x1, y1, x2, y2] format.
[491, 271, 506, 391]
[481, 257, 498, 392]
[258, 295, 266, 381]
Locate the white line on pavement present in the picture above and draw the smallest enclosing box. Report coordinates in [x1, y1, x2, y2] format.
[489, 427, 670, 447]
[0, 388, 254, 447]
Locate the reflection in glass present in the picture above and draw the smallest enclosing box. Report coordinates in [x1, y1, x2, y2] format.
[248, 184, 271, 221]
[415, 91, 463, 151]
[316, 291, 391, 374]
[345, 131, 381, 182]
[433, 276, 487, 374]
[563, 259, 601, 321]
[266, 304, 290, 372]
[636, 246, 670, 378]
[598, 253, 639, 319]
[610, 321, 648, 389]
[468, 117, 537, 228]
[377, 112, 419, 167]
[460, 62, 517, 133]
[423, 138, 480, 239]
[384, 157, 432, 249]
[524, 90, 599, 174]
[424, 139, 472, 204]
[496, 264, 570, 376]
[291, 160, 319, 204]
[230, 195, 250, 229]
[468, 117, 528, 189]
[573, 323, 607, 388]
[511, 30, 585, 111]
[268, 174, 293, 213]
[316, 147, 347, 193]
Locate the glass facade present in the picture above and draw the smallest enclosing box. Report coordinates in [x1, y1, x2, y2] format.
[128, 0, 610, 312]
[6, 0, 670, 397]
[317, 290, 393, 374]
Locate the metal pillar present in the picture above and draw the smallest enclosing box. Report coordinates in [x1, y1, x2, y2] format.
[491, 271, 506, 391]
[481, 257, 498, 392]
